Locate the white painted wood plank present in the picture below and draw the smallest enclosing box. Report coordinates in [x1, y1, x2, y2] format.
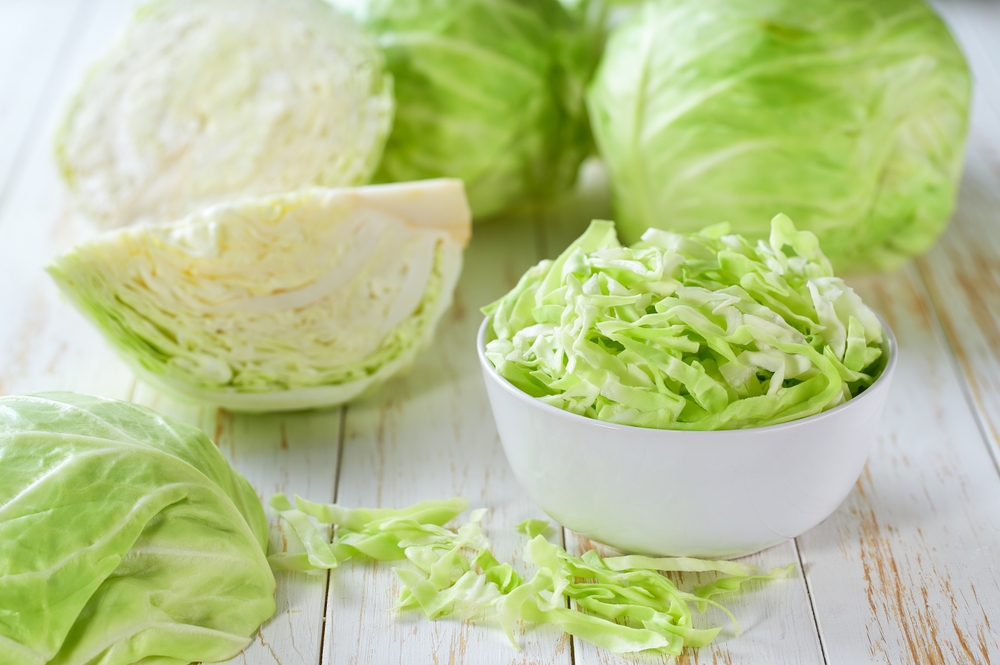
[324, 218, 572, 665]
[0, 0, 141, 398]
[795, 268, 1000, 665]
[0, 0, 84, 200]
[130, 385, 340, 665]
[917, 0, 1000, 469]
[918, 143, 1000, 466]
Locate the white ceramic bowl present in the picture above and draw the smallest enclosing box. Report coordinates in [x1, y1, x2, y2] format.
[478, 316, 897, 558]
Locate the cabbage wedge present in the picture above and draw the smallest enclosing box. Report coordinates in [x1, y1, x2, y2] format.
[56, 0, 394, 228]
[48, 180, 472, 411]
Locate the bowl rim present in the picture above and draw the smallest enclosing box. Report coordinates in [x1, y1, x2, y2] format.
[477, 311, 898, 437]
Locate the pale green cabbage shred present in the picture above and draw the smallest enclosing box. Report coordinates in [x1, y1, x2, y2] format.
[270, 494, 792, 656]
[483, 215, 885, 429]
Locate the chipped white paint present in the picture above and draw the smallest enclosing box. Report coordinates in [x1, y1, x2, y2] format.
[796, 269, 1000, 665]
[1, 1, 1000, 664]
[920, 0, 1000, 469]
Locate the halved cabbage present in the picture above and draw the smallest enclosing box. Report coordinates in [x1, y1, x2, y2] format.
[47, 180, 471, 411]
[56, 0, 393, 228]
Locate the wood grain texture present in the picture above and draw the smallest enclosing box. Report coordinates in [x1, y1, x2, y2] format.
[0, 0, 85, 202]
[918, 0, 1000, 473]
[0, 0, 141, 398]
[130, 385, 341, 665]
[796, 268, 1000, 665]
[918, 141, 1000, 468]
[323, 217, 572, 665]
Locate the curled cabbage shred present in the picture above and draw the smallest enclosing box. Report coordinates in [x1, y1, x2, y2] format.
[0, 393, 275, 665]
[331, 0, 595, 218]
[47, 180, 471, 412]
[483, 215, 886, 429]
[270, 496, 792, 656]
[497, 534, 793, 656]
[56, 0, 394, 228]
[587, 0, 971, 272]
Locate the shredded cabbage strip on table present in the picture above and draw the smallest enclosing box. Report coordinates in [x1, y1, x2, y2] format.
[483, 215, 885, 430]
[269, 495, 793, 656]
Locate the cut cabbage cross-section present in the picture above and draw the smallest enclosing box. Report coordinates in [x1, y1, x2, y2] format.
[56, 0, 394, 229]
[47, 180, 472, 412]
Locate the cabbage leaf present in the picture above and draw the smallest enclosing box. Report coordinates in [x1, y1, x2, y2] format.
[0, 393, 275, 665]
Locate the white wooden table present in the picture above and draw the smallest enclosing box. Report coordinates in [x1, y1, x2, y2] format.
[2, 1, 999, 663]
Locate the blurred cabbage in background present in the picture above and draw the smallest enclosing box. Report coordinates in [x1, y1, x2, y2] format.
[57, 0, 393, 228]
[332, 0, 598, 219]
[587, 0, 971, 272]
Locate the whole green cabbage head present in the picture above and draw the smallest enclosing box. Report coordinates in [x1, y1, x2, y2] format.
[56, 0, 393, 228]
[47, 180, 471, 412]
[0, 393, 275, 665]
[587, 0, 972, 272]
[333, 0, 594, 218]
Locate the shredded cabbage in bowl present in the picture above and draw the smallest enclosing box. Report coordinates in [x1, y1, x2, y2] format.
[482, 215, 886, 430]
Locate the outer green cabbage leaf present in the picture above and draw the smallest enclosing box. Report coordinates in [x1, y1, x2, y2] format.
[331, 0, 594, 218]
[587, 0, 971, 272]
[0, 393, 275, 665]
[48, 180, 471, 412]
[483, 215, 885, 429]
[56, 0, 393, 229]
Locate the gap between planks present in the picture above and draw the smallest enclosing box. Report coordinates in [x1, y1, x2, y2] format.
[316, 406, 348, 665]
[912, 261, 1000, 483]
